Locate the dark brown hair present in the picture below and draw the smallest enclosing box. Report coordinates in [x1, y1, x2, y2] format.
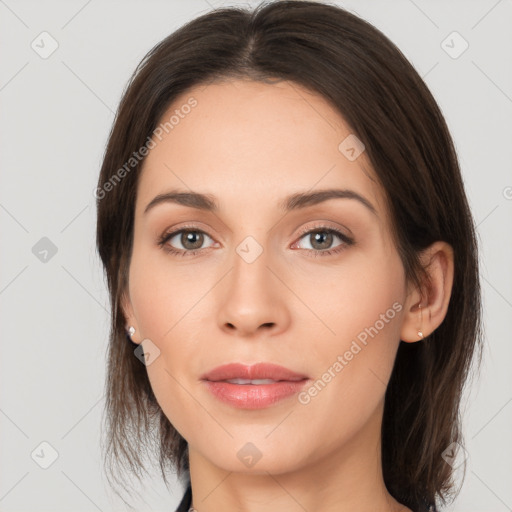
[96, 1, 482, 510]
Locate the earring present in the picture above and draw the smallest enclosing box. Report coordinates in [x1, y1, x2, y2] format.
[127, 326, 135, 337]
[417, 303, 424, 340]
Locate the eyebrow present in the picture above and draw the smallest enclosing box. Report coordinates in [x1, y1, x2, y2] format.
[143, 188, 377, 216]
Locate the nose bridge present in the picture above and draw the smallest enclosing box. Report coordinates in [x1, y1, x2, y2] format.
[230, 232, 275, 299]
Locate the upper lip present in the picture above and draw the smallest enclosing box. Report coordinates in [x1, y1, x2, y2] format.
[201, 362, 309, 382]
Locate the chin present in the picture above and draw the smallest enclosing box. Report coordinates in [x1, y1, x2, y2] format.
[197, 439, 312, 476]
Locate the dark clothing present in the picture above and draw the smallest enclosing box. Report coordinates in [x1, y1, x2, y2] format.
[175, 484, 192, 512]
[174, 484, 438, 512]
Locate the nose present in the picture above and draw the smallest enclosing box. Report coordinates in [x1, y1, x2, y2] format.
[216, 244, 291, 338]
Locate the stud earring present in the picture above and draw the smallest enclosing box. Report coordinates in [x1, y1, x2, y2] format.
[417, 303, 424, 340]
[127, 326, 135, 337]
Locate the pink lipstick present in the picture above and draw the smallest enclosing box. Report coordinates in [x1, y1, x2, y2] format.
[201, 362, 309, 409]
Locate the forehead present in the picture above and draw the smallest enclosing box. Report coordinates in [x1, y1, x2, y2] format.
[136, 79, 387, 219]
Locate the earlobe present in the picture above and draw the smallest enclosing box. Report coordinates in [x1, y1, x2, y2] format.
[400, 241, 454, 343]
[126, 325, 140, 344]
[121, 289, 141, 344]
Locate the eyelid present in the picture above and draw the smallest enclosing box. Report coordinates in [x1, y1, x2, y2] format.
[294, 220, 352, 239]
[158, 221, 218, 240]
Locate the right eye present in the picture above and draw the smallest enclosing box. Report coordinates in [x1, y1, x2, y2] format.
[158, 228, 218, 256]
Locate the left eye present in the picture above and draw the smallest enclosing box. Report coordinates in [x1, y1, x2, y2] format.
[293, 228, 350, 252]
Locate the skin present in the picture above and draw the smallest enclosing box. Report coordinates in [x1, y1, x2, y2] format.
[122, 79, 454, 512]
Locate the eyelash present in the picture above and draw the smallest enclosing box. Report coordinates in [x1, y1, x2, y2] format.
[157, 223, 354, 258]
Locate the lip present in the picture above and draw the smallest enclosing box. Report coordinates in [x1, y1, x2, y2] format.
[201, 363, 310, 409]
[201, 362, 308, 382]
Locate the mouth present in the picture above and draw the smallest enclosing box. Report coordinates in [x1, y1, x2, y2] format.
[201, 362, 310, 409]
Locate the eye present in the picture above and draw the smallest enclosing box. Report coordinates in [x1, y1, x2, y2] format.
[158, 227, 217, 256]
[292, 225, 354, 257]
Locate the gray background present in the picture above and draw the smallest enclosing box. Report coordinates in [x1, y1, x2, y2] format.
[1, 0, 511, 510]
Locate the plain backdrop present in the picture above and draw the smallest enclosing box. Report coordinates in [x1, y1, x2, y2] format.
[1, 0, 511, 511]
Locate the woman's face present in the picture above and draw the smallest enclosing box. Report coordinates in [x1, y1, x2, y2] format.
[123, 79, 412, 474]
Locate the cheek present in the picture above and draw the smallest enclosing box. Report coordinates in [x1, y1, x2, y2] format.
[299, 249, 405, 411]
[128, 245, 204, 340]
[127, 266, 200, 439]
[301, 247, 405, 348]
[127, 249, 213, 430]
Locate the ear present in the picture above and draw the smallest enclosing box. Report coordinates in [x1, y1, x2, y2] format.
[120, 288, 141, 345]
[400, 241, 454, 343]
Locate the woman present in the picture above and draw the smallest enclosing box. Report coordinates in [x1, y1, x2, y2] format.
[95, 2, 482, 511]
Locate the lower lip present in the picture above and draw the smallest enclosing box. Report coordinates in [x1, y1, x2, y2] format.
[203, 379, 309, 409]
